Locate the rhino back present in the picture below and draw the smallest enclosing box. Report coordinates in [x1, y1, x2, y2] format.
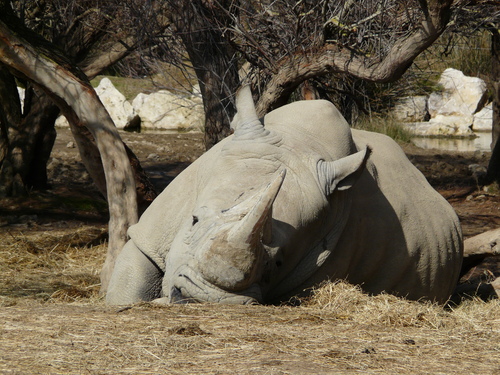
[263, 99, 358, 160]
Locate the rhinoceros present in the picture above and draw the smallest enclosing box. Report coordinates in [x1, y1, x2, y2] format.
[106, 86, 463, 305]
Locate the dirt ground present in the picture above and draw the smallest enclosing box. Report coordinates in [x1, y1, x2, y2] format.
[1, 128, 500, 374]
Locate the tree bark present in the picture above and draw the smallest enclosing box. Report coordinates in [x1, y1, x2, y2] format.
[0, 69, 59, 194]
[79, 36, 137, 79]
[0, 18, 137, 292]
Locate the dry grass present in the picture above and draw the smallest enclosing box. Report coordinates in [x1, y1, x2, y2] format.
[0, 225, 106, 305]
[1, 224, 500, 374]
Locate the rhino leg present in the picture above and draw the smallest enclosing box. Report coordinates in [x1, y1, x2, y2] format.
[106, 240, 164, 305]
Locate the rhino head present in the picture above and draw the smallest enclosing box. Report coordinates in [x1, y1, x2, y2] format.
[164, 169, 285, 304]
[161, 86, 369, 304]
[161, 87, 283, 304]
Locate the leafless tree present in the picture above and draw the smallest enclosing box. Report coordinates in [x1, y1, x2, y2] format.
[0, 0, 160, 207]
[210, 0, 454, 117]
[0, 4, 139, 292]
[0, 0, 171, 291]
[145, 0, 455, 148]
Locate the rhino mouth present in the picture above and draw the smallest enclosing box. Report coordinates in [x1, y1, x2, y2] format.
[169, 266, 262, 305]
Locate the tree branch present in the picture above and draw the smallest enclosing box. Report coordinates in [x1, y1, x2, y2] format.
[255, 0, 453, 115]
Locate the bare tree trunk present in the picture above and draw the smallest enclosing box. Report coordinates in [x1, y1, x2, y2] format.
[18, 92, 58, 190]
[169, 0, 239, 149]
[0, 71, 59, 195]
[0, 18, 137, 293]
[0, 63, 22, 196]
[68, 120, 157, 215]
[486, 28, 500, 183]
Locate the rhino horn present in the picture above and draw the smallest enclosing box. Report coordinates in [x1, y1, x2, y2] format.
[228, 169, 286, 247]
[232, 85, 268, 139]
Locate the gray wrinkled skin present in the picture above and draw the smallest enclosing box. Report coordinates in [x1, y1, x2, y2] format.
[106, 88, 463, 306]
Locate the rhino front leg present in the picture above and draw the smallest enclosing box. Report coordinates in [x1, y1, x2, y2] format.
[106, 240, 164, 305]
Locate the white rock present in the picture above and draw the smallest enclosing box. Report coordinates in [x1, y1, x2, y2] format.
[54, 78, 139, 129]
[17, 87, 25, 113]
[427, 114, 474, 136]
[132, 90, 204, 131]
[147, 153, 160, 160]
[55, 115, 69, 128]
[473, 102, 493, 131]
[404, 115, 474, 137]
[393, 96, 428, 122]
[428, 68, 486, 118]
[192, 84, 201, 95]
[403, 122, 433, 136]
[405, 69, 487, 138]
[94, 78, 139, 129]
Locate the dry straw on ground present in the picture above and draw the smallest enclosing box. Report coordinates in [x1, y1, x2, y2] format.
[1, 224, 500, 374]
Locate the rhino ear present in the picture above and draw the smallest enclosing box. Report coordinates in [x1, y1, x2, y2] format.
[318, 147, 370, 195]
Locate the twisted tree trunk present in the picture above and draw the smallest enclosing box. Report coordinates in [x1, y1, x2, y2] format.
[0, 17, 137, 292]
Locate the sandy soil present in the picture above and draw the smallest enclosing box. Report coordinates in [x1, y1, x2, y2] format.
[1, 128, 500, 374]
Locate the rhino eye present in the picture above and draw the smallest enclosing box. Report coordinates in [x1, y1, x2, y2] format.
[192, 215, 199, 226]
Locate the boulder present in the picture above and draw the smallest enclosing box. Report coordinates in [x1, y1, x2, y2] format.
[405, 69, 487, 137]
[393, 96, 428, 122]
[191, 84, 203, 104]
[55, 78, 139, 130]
[54, 115, 69, 128]
[473, 102, 493, 132]
[94, 78, 140, 130]
[132, 90, 204, 131]
[426, 114, 474, 136]
[404, 117, 473, 137]
[428, 68, 487, 118]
